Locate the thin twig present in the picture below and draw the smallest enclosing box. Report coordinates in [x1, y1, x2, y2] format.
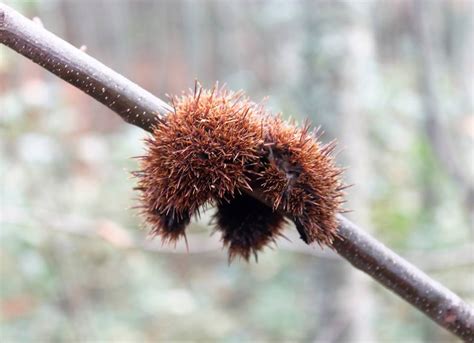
[1, 3, 473, 341]
[5, 205, 474, 270]
[2, 205, 338, 259]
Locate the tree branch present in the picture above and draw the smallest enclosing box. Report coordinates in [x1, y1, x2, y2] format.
[1, 3, 473, 341]
[0, 3, 171, 130]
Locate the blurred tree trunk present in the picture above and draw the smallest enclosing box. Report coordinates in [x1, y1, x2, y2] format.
[412, 0, 474, 230]
[337, 3, 377, 342]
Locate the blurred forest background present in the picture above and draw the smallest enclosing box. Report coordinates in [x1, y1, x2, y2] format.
[1, 0, 473, 342]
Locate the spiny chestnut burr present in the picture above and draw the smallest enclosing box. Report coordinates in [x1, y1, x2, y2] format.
[135, 83, 345, 261]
